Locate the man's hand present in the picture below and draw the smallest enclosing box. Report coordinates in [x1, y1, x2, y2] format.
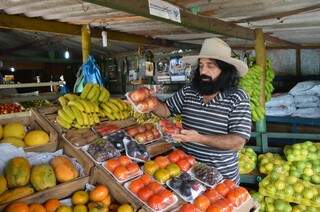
[172, 129, 201, 142]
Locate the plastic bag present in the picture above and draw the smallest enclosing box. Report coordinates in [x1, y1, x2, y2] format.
[265, 94, 294, 108]
[294, 95, 320, 108]
[266, 104, 296, 116]
[289, 81, 320, 96]
[292, 107, 320, 118]
[74, 56, 105, 93]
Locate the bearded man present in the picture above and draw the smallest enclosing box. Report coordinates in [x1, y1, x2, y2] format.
[152, 38, 251, 184]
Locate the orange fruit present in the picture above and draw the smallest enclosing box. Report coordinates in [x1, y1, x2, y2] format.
[129, 179, 144, 194]
[73, 204, 88, 212]
[147, 194, 165, 210]
[126, 163, 140, 174]
[168, 151, 181, 163]
[154, 156, 170, 168]
[118, 155, 131, 166]
[175, 149, 187, 158]
[194, 195, 210, 211]
[137, 187, 154, 202]
[105, 159, 120, 172]
[44, 199, 60, 212]
[90, 185, 109, 202]
[215, 183, 230, 196]
[223, 179, 236, 190]
[101, 194, 111, 207]
[176, 159, 191, 172]
[72, 190, 89, 205]
[113, 166, 129, 180]
[5, 202, 29, 212]
[148, 182, 163, 193]
[139, 174, 152, 185]
[204, 189, 221, 203]
[29, 204, 46, 212]
[179, 203, 198, 212]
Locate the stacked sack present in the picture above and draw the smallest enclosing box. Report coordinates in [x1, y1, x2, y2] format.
[57, 84, 131, 129]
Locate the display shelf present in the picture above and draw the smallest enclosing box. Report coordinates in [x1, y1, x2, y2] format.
[267, 116, 320, 127]
[0, 81, 64, 89]
[240, 169, 263, 185]
[0, 92, 61, 104]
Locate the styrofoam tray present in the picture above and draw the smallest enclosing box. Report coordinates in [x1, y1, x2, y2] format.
[166, 178, 206, 203]
[123, 137, 150, 163]
[124, 125, 163, 145]
[190, 164, 223, 188]
[103, 163, 143, 184]
[124, 180, 178, 212]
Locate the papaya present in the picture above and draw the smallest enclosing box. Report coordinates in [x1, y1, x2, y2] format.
[0, 186, 34, 204]
[4, 157, 30, 188]
[50, 156, 79, 183]
[30, 164, 56, 191]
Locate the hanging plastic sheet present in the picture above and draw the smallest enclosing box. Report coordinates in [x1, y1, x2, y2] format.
[74, 56, 105, 93]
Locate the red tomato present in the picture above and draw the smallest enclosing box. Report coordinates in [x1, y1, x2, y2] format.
[168, 151, 181, 163]
[174, 149, 187, 158]
[118, 155, 131, 166]
[204, 189, 222, 203]
[138, 187, 154, 202]
[215, 183, 230, 196]
[194, 195, 210, 211]
[129, 179, 144, 194]
[179, 203, 198, 212]
[126, 163, 140, 174]
[176, 159, 191, 172]
[154, 156, 170, 168]
[158, 189, 174, 204]
[148, 195, 165, 210]
[223, 179, 236, 190]
[113, 166, 128, 180]
[185, 155, 195, 166]
[139, 174, 152, 185]
[148, 182, 164, 193]
[105, 159, 120, 172]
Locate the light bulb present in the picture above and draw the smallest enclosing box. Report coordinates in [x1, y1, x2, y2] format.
[64, 50, 70, 59]
[10, 67, 15, 72]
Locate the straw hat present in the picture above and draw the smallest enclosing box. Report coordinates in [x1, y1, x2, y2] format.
[182, 38, 248, 76]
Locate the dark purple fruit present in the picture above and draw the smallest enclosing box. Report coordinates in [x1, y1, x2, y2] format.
[180, 185, 192, 197]
[180, 172, 192, 182]
[169, 177, 182, 189]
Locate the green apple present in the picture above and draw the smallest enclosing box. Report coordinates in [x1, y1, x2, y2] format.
[165, 163, 181, 177]
[154, 168, 170, 183]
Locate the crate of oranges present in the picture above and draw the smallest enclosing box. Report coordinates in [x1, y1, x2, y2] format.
[103, 155, 143, 183]
[125, 174, 178, 211]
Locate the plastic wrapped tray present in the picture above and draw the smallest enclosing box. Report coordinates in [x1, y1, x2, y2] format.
[190, 163, 223, 188]
[123, 137, 150, 163]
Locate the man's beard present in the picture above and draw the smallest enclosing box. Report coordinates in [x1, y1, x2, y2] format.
[191, 70, 222, 95]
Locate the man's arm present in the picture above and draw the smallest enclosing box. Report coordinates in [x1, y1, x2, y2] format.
[151, 101, 171, 118]
[172, 129, 246, 151]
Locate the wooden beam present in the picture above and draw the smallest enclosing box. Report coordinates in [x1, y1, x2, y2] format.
[0, 14, 200, 50]
[296, 48, 301, 77]
[81, 25, 91, 63]
[82, 0, 298, 47]
[234, 3, 320, 23]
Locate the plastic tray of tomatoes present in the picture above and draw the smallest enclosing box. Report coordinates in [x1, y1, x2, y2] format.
[190, 163, 223, 188]
[123, 137, 150, 163]
[157, 119, 182, 143]
[103, 155, 143, 183]
[126, 87, 158, 113]
[125, 174, 178, 211]
[81, 138, 121, 164]
[125, 123, 162, 145]
[167, 172, 206, 203]
[176, 180, 251, 212]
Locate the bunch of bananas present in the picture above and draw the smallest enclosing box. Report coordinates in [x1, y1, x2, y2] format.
[131, 111, 160, 125]
[56, 93, 101, 129]
[57, 84, 132, 129]
[239, 58, 275, 122]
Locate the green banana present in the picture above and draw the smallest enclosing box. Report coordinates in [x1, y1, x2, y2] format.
[68, 100, 85, 112]
[81, 83, 93, 99]
[56, 116, 71, 129]
[58, 109, 73, 124]
[70, 106, 84, 125]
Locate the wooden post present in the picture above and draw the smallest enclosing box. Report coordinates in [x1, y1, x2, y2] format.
[296, 48, 301, 76]
[81, 25, 91, 63]
[254, 28, 267, 133]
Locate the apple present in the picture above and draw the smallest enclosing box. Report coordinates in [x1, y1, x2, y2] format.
[145, 130, 154, 141]
[165, 163, 181, 177]
[137, 126, 146, 133]
[144, 160, 159, 175]
[145, 97, 158, 111]
[135, 133, 147, 143]
[130, 87, 150, 103]
[154, 168, 171, 183]
[127, 127, 139, 137]
[137, 102, 149, 112]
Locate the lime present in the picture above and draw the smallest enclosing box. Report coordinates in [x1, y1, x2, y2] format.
[303, 189, 314, 199]
[311, 174, 320, 184]
[296, 161, 305, 170]
[265, 163, 274, 172]
[267, 185, 276, 194]
[275, 180, 285, 190]
[284, 186, 294, 196]
[303, 167, 314, 176]
[287, 176, 298, 184]
[274, 199, 286, 211]
[292, 144, 301, 150]
[302, 175, 311, 181]
[293, 183, 304, 193]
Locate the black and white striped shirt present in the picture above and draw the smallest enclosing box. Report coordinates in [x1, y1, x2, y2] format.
[166, 85, 251, 184]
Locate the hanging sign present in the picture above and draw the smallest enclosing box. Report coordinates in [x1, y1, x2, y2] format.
[148, 0, 181, 23]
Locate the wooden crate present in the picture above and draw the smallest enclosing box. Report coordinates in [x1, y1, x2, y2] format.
[90, 166, 141, 211]
[0, 109, 58, 152]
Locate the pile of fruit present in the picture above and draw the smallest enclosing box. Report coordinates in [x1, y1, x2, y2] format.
[239, 57, 275, 122]
[239, 147, 257, 174]
[4, 184, 134, 212]
[284, 141, 320, 162]
[159, 119, 182, 135]
[127, 87, 158, 113]
[125, 139, 150, 162]
[0, 156, 79, 204]
[288, 160, 320, 184]
[131, 111, 161, 125]
[192, 163, 222, 187]
[258, 152, 286, 175]
[85, 138, 121, 162]
[0, 122, 49, 148]
[104, 155, 141, 182]
[57, 84, 131, 129]
[128, 174, 176, 210]
[0, 103, 22, 115]
[179, 180, 250, 212]
[125, 123, 161, 144]
[106, 130, 126, 151]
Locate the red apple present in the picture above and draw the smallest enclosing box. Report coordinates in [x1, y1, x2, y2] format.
[145, 97, 158, 110]
[145, 130, 154, 141]
[137, 101, 149, 112]
[137, 126, 146, 133]
[135, 133, 147, 143]
[127, 127, 139, 137]
[130, 87, 150, 103]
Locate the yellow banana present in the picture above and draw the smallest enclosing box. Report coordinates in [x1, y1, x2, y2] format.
[70, 106, 84, 125]
[62, 105, 75, 120]
[104, 112, 116, 121]
[87, 84, 98, 99]
[113, 112, 121, 120]
[68, 100, 85, 112]
[105, 101, 120, 112]
[88, 114, 94, 125]
[58, 96, 68, 107]
[56, 116, 71, 129]
[82, 112, 89, 125]
[79, 100, 91, 113]
[98, 87, 110, 102]
[93, 113, 100, 124]
[100, 103, 113, 114]
[58, 109, 73, 124]
[89, 89, 100, 102]
[64, 93, 78, 101]
[81, 83, 93, 99]
[73, 123, 82, 129]
[109, 98, 124, 111]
